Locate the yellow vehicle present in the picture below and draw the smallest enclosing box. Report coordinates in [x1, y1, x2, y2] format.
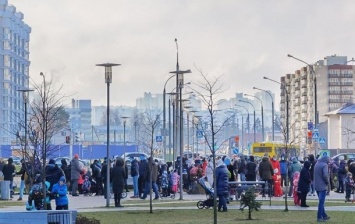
[251, 142, 300, 158]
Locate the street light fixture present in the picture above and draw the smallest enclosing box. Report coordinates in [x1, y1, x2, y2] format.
[253, 87, 274, 141]
[17, 89, 34, 159]
[163, 74, 176, 162]
[245, 93, 264, 141]
[239, 100, 256, 143]
[287, 54, 318, 126]
[121, 116, 130, 159]
[96, 62, 121, 207]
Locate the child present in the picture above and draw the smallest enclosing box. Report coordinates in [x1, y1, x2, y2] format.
[292, 171, 301, 206]
[26, 174, 51, 211]
[272, 168, 283, 197]
[170, 169, 180, 195]
[51, 176, 69, 210]
[82, 175, 91, 196]
[161, 169, 169, 197]
[345, 172, 354, 202]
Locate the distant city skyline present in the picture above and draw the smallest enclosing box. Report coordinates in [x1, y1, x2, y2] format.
[10, 0, 355, 109]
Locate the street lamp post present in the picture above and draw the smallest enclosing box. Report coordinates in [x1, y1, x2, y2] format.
[163, 74, 176, 161]
[235, 105, 249, 151]
[17, 89, 34, 159]
[245, 94, 264, 141]
[253, 87, 274, 141]
[121, 116, 129, 159]
[264, 76, 290, 211]
[240, 100, 256, 143]
[96, 63, 121, 207]
[170, 38, 191, 200]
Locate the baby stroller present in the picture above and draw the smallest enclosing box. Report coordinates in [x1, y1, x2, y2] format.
[197, 177, 216, 209]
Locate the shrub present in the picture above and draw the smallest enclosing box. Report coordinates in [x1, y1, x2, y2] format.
[76, 215, 101, 224]
[239, 187, 262, 220]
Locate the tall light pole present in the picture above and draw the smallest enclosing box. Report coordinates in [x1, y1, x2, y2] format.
[235, 105, 249, 151]
[169, 38, 191, 200]
[121, 116, 129, 159]
[167, 92, 177, 163]
[17, 89, 34, 159]
[245, 94, 264, 141]
[96, 62, 120, 207]
[253, 87, 274, 141]
[194, 115, 202, 156]
[240, 100, 256, 143]
[163, 74, 176, 161]
[264, 76, 289, 211]
[287, 54, 318, 126]
[287, 54, 318, 155]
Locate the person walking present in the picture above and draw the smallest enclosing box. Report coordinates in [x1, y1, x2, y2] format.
[258, 154, 274, 197]
[112, 158, 125, 207]
[298, 161, 311, 207]
[314, 155, 330, 222]
[308, 154, 317, 196]
[141, 157, 159, 200]
[130, 159, 139, 198]
[2, 158, 15, 198]
[138, 156, 148, 198]
[215, 159, 229, 212]
[70, 154, 81, 196]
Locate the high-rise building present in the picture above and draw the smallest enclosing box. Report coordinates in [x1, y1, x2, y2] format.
[0, 1, 31, 144]
[66, 99, 92, 141]
[280, 55, 354, 153]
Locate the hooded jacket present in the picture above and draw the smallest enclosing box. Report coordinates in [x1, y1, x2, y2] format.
[289, 157, 302, 178]
[215, 162, 229, 196]
[314, 156, 330, 192]
[45, 161, 64, 191]
[298, 161, 311, 193]
[51, 176, 68, 206]
[258, 156, 274, 180]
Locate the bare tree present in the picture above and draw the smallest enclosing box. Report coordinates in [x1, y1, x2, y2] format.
[26, 76, 68, 209]
[341, 117, 355, 150]
[138, 110, 161, 213]
[190, 68, 231, 224]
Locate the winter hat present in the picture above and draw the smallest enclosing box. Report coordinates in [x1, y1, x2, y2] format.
[74, 154, 79, 159]
[216, 159, 224, 167]
[60, 176, 66, 182]
[8, 158, 13, 163]
[49, 159, 55, 165]
[339, 156, 345, 161]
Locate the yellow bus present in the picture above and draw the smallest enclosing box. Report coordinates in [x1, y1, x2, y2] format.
[251, 142, 300, 158]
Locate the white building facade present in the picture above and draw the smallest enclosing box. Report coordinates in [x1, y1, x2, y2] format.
[0, 1, 31, 144]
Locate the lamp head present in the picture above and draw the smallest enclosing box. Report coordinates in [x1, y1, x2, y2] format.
[263, 76, 268, 80]
[287, 54, 293, 58]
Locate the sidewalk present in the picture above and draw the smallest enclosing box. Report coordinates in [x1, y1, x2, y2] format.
[3, 190, 355, 212]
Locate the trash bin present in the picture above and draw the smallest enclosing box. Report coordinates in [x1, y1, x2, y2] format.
[1, 180, 10, 200]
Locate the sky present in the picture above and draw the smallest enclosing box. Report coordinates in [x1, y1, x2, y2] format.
[9, 0, 355, 108]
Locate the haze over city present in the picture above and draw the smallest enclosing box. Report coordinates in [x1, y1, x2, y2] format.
[9, 0, 355, 108]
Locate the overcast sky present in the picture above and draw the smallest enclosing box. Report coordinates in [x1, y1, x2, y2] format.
[10, 0, 355, 108]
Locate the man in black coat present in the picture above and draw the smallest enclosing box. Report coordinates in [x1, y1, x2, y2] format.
[45, 159, 64, 191]
[2, 158, 15, 198]
[298, 161, 311, 207]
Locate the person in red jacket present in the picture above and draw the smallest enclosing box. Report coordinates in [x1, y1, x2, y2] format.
[270, 155, 280, 196]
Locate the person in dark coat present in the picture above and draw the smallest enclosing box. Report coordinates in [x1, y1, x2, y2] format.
[130, 159, 139, 198]
[2, 158, 15, 198]
[112, 158, 125, 207]
[298, 161, 311, 207]
[91, 160, 103, 195]
[45, 159, 64, 192]
[335, 156, 347, 193]
[138, 156, 148, 198]
[215, 159, 229, 212]
[245, 155, 257, 181]
[308, 154, 316, 196]
[70, 154, 82, 196]
[124, 162, 129, 192]
[61, 159, 71, 185]
[101, 158, 112, 199]
[258, 154, 274, 197]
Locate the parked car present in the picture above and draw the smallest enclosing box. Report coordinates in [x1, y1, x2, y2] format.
[10, 156, 21, 165]
[332, 153, 355, 161]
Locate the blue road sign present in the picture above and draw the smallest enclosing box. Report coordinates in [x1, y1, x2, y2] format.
[319, 137, 326, 144]
[233, 148, 239, 154]
[197, 130, 204, 139]
[156, 135, 162, 142]
[312, 132, 319, 139]
[308, 121, 313, 130]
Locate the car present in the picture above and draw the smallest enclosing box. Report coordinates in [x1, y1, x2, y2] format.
[54, 157, 87, 169]
[10, 156, 21, 165]
[331, 153, 355, 161]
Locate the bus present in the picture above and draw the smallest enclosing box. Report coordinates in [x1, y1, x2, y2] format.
[251, 142, 300, 159]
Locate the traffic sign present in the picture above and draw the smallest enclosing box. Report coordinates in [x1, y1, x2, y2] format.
[156, 135, 162, 142]
[312, 132, 319, 139]
[197, 130, 204, 139]
[319, 137, 326, 144]
[308, 121, 313, 130]
[233, 148, 239, 154]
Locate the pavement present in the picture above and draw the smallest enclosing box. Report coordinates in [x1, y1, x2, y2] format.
[2, 189, 355, 213]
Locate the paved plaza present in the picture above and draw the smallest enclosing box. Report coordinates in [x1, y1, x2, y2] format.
[2, 190, 355, 213]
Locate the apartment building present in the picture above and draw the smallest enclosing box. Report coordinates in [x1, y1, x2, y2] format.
[0, 1, 31, 144]
[280, 55, 353, 153]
